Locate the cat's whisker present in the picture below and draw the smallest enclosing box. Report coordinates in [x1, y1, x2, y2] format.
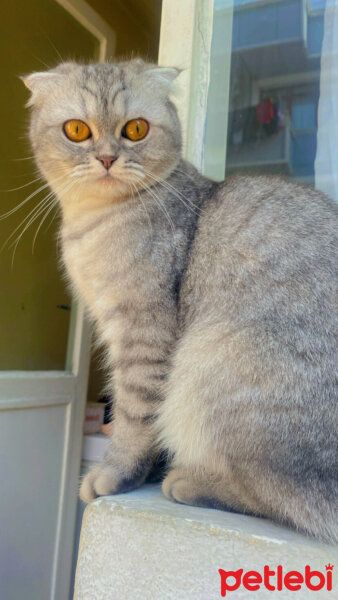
[144, 167, 201, 208]
[9, 197, 55, 267]
[5, 171, 39, 179]
[129, 180, 153, 239]
[126, 182, 135, 201]
[5, 166, 60, 182]
[31, 54, 52, 70]
[69, 166, 97, 183]
[31, 199, 58, 254]
[123, 171, 146, 185]
[124, 161, 144, 172]
[174, 167, 199, 184]
[44, 203, 59, 233]
[45, 34, 64, 63]
[4, 191, 56, 251]
[9, 175, 74, 264]
[135, 176, 175, 232]
[0, 172, 67, 220]
[11, 156, 35, 162]
[2, 175, 45, 193]
[3, 175, 70, 255]
[143, 169, 202, 215]
[130, 170, 176, 230]
[31, 181, 73, 252]
[126, 164, 199, 215]
[71, 166, 90, 177]
[1, 173, 69, 220]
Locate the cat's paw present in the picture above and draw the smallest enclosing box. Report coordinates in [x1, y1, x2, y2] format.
[162, 467, 195, 505]
[80, 461, 149, 503]
[80, 464, 121, 503]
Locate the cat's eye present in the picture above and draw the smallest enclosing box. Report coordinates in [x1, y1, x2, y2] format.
[63, 120, 91, 142]
[122, 118, 149, 141]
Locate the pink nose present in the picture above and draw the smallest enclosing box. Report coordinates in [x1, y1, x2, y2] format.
[96, 155, 117, 170]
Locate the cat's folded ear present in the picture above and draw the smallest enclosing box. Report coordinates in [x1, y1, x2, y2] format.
[20, 71, 63, 106]
[144, 65, 182, 94]
[150, 66, 182, 83]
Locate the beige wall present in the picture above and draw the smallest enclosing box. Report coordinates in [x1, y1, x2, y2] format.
[86, 0, 162, 60]
[0, 0, 98, 370]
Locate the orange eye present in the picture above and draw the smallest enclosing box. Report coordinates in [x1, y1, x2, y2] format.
[63, 120, 91, 142]
[122, 118, 149, 141]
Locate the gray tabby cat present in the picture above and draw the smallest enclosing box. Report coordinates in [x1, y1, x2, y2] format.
[22, 60, 337, 543]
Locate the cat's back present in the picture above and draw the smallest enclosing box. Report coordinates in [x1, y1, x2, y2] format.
[182, 174, 338, 332]
[200, 174, 337, 251]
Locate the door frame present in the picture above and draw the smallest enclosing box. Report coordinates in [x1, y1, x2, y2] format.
[0, 3, 115, 599]
[56, 0, 116, 61]
[158, 0, 233, 180]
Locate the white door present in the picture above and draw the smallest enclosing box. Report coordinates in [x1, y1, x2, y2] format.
[0, 2, 115, 599]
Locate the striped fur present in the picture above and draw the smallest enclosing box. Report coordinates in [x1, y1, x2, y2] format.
[23, 60, 338, 543]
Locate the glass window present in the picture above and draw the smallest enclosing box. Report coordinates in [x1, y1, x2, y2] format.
[224, 0, 326, 185]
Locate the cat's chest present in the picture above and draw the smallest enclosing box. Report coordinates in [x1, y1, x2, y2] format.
[61, 210, 185, 339]
[61, 218, 174, 320]
[61, 222, 135, 316]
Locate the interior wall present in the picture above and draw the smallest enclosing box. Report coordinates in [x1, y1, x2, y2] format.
[86, 0, 162, 60]
[0, 0, 98, 370]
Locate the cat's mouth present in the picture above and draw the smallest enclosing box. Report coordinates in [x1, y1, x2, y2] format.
[97, 173, 117, 185]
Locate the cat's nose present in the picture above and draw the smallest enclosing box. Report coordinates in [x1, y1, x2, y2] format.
[96, 155, 117, 170]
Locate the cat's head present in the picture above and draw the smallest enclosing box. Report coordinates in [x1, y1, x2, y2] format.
[22, 60, 181, 212]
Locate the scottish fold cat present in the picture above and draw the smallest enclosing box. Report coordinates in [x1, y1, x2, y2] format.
[22, 60, 337, 542]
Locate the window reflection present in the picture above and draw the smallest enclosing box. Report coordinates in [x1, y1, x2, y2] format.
[226, 0, 326, 183]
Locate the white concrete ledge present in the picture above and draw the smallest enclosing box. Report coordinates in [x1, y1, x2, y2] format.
[74, 484, 337, 599]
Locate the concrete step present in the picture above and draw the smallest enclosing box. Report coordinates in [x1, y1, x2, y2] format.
[74, 484, 337, 599]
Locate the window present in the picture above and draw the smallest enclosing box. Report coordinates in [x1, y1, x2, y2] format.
[224, 0, 326, 184]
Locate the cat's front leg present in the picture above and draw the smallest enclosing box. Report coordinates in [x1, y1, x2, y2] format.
[79, 415, 156, 502]
[80, 327, 170, 503]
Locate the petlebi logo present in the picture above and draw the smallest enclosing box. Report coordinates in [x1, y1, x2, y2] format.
[218, 564, 334, 596]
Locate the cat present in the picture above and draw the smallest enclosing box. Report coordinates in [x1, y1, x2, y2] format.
[22, 59, 337, 543]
